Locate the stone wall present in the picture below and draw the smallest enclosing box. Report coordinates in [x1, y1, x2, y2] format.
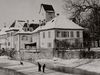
[39, 48, 53, 59]
[54, 50, 80, 59]
[15, 49, 53, 60]
[15, 49, 100, 60]
[18, 49, 80, 60]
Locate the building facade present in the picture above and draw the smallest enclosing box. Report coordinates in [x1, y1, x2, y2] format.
[38, 15, 84, 49]
[14, 31, 32, 51]
[0, 28, 8, 49]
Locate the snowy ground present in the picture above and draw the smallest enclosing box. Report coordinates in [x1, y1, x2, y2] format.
[0, 56, 72, 75]
[1, 55, 100, 75]
[36, 57, 100, 74]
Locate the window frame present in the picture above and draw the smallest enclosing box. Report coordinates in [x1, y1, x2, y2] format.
[48, 31, 51, 38]
[62, 31, 66, 37]
[56, 31, 60, 37]
[66, 31, 69, 37]
[70, 31, 74, 37]
[43, 32, 45, 38]
[77, 31, 80, 37]
[48, 42, 52, 48]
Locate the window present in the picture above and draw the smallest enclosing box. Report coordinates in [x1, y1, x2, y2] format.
[77, 31, 80, 37]
[29, 27, 33, 32]
[26, 36, 28, 40]
[52, 20, 54, 22]
[56, 31, 60, 37]
[48, 31, 51, 38]
[22, 35, 28, 40]
[62, 31, 66, 37]
[48, 43, 51, 47]
[7, 33, 10, 37]
[8, 42, 10, 46]
[66, 32, 69, 37]
[30, 37, 32, 42]
[43, 32, 45, 38]
[70, 31, 74, 37]
[22, 36, 24, 40]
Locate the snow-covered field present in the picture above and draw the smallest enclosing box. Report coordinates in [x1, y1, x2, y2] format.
[37, 57, 100, 74]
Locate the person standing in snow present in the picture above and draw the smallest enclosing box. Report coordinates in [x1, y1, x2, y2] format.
[38, 62, 41, 72]
[42, 64, 46, 73]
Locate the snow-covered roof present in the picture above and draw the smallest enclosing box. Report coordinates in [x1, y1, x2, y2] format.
[1, 27, 9, 32]
[32, 27, 40, 33]
[8, 20, 24, 32]
[41, 15, 84, 30]
[0, 27, 9, 35]
[0, 32, 6, 35]
[6, 27, 20, 32]
[10, 20, 24, 28]
[32, 26, 44, 33]
[15, 30, 32, 35]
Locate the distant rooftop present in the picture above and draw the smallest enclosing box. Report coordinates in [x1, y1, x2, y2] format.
[9, 20, 24, 29]
[41, 4, 55, 12]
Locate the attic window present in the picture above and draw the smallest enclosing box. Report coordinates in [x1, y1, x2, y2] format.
[52, 20, 54, 22]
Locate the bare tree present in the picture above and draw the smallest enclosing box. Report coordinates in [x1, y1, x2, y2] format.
[64, 0, 100, 47]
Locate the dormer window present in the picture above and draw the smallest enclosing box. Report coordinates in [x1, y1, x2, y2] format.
[52, 20, 54, 22]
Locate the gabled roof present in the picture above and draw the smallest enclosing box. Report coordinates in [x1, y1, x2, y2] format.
[10, 21, 16, 28]
[23, 23, 27, 27]
[41, 15, 84, 30]
[41, 4, 54, 12]
[8, 20, 24, 31]
[32, 26, 42, 33]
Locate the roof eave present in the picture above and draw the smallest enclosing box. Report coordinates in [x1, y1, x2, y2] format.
[40, 28, 84, 31]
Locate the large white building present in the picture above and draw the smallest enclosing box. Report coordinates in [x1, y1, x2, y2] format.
[31, 15, 84, 50]
[0, 4, 84, 59]
[0, 4, 84, 50]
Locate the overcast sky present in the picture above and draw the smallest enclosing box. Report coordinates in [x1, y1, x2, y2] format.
[0, 0, 65, 28]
